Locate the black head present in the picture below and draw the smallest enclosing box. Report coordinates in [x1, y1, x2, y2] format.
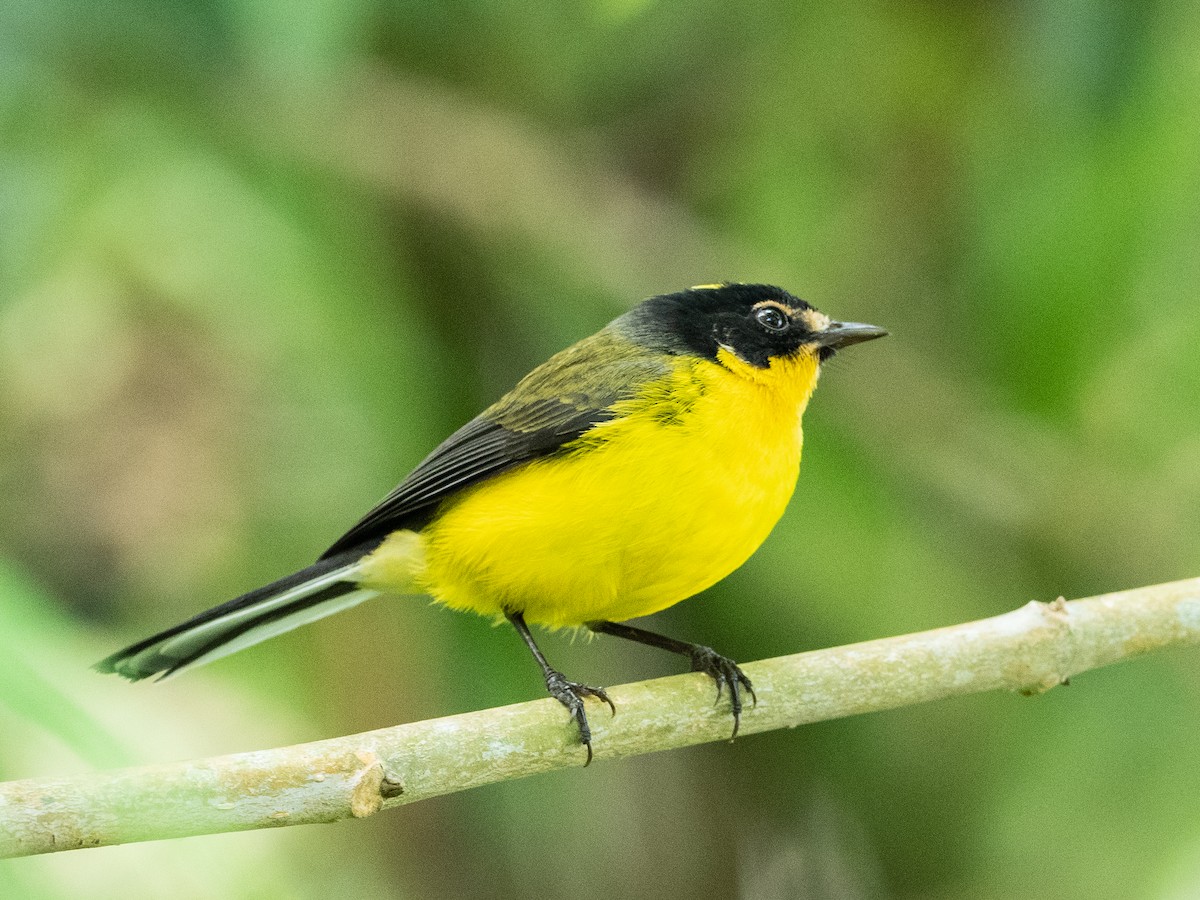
[615, 283, 886, 368]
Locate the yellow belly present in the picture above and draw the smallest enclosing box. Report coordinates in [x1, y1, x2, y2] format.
[370, 350, 819, 627]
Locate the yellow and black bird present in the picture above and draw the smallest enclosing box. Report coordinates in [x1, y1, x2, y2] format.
[98, 283, 885, 762]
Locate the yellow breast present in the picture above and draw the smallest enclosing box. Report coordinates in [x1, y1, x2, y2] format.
[404, 349, 820, 627]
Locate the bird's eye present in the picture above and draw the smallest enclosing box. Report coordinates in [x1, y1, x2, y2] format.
[754, 306, 789, 332]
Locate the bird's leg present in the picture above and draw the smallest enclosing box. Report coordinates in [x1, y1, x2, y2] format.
[506, 611, 614, 766]
[587, 620, 756, 738]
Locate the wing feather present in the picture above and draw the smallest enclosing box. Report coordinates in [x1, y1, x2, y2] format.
[320, 327, 667, 558]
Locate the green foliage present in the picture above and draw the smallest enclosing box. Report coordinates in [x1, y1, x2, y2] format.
[2, 1, 1199, 897]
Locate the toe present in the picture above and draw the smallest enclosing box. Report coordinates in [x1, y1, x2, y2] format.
[689, 647, 753, 737]
[543, 671, 612, 764]
[591, 686, 617, 717]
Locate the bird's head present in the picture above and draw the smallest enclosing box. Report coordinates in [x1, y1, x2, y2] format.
[617, 283, 887, 372]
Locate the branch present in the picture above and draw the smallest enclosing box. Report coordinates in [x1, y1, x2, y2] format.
[4, 577, 1200, 858]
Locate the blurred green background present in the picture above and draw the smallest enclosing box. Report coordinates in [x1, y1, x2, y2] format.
[2, 1, 1200, 898]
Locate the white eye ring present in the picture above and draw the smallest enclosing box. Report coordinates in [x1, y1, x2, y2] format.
[754, 306, 788, 332]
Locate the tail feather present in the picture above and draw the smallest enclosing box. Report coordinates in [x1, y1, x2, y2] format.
[156, 584, 378, 679]
[96, 551, 377, 681]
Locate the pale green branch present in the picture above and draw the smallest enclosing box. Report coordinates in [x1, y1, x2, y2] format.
[3, 576, 1199, 859]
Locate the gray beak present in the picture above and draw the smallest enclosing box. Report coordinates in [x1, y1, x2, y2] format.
[814, 321, 889, 349]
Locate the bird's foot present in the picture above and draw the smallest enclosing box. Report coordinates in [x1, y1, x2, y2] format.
[689, 646, 756, 738]
[544, 670, 615, 766]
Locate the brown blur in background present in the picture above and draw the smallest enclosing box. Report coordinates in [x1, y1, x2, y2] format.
[2, 2, 1200, 898]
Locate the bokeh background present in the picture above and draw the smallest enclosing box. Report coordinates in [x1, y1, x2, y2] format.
[3, 2, 1200, 898]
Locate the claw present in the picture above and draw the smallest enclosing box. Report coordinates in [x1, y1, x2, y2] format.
[689, 646, 755, 739]
[544, 670, 614, 766]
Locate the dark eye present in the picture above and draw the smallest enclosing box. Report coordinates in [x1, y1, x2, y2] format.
[754, 306, 789, 332]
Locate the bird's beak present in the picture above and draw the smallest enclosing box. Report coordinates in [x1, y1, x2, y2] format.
[814, 321, 889, 349]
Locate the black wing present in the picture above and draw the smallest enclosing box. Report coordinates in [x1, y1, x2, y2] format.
[320, 327, 668, 559]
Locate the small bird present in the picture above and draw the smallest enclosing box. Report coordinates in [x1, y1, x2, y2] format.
[98, 283, 885, 763]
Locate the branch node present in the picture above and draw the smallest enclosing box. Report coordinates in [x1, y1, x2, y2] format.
[349, 752, 387, 818]
[1016, 596, 1075, 694]
[380, 774, 405, 799]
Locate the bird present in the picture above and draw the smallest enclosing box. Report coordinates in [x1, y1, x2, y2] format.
[98, 283, 886, 763]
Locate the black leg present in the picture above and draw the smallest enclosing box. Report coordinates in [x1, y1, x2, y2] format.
[588, 620, 756, 738]
[507, 611, 614, 766]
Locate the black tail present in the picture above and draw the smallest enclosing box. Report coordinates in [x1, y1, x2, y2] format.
[96, 550, 375, 681]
